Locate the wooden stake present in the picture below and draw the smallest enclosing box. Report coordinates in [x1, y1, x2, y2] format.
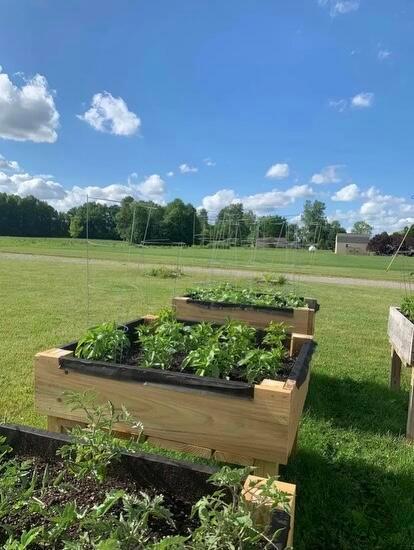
[407, 369, 414, 440]
[390, 347, 402, 390]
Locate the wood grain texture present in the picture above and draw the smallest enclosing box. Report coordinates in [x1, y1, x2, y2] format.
[173, 296, 315, 335]
[390, 347, 402, 390]
[147, 436, 213, 459]
[388, 307, 414, 366]
[35, 351, 310, 465]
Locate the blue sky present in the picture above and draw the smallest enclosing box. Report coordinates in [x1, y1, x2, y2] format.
[0, 0, 413, 231]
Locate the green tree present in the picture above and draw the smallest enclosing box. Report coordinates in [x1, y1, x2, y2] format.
[161, 199, 199, 245]
[215, 203, 252, 245]
[257, 215, 287, 238]
[352, 221, 373, 236]
[67, 202, 120, 239]
[301, 200, 328, 245]
[69, 215, 83, 238]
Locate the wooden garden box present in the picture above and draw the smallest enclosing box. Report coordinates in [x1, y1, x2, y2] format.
[388, 306, 414, 439]
[35, 317, 315, 476]
[172, 295, 319, 335]
[0, 423, 296, 549]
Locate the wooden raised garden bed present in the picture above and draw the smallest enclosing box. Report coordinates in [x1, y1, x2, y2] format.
[172, 295, 319, 335]
[388, 305, 414, 439]
[0, 423, 296, 548]
[35, 317, 315, 476]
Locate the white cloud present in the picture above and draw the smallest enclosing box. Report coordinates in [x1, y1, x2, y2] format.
[78, 92, 140, 136]
[329, 99, 348, 112]
[0, 155, 166, 210]
[166, 171, 174, 177]
[201, 189, 237, 212]
[332, 183, 360, 201]
[135, 174, 166, 203]
[265, 163, 290, 179]
[0, 171, 67, 200]
[351, 92, 374, 108]
[319, 0, 360, 17]
[0, 154, 21, 171]
[378, 49, 392, 61]
[311, 165, 343, 184]
[201, 184, 314, 215]
[204, 158, 216, 167]
[179, 163, 198, 174]
[0, 69, 59, 143]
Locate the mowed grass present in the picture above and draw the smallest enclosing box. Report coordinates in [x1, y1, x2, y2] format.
[0, 253, 413, 548]
[1, 236, 414, 281]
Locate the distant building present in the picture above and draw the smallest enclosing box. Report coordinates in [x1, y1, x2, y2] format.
[255, 237, 288, 248]
[335, 233, 370, 255]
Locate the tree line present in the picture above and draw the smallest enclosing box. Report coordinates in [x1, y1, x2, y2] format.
[1, 191, 412, 252]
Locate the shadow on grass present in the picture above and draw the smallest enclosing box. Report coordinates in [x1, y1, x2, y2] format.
[283, 448, 414, 550]
[306, 371, 409, 436]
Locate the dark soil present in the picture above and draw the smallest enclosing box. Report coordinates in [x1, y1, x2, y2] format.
[1, 455, 199, 548]
[124, 342, 297, 383]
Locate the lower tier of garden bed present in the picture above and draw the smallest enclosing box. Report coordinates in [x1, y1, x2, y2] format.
[35, 318, 315, 472]
[0, 424, 295, 549]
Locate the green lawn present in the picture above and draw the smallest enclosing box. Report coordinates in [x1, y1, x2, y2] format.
[1, 236, 414, 281]
[0, 253, 413, 548]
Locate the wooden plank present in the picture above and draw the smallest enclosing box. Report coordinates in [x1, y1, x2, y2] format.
[388, 307, 414, 366]
[60, 356, 254, 398]
[147, 436, 213, 459]
[285, 366, 311, 454]
[407, 369, 414, 440]
[253, 459, 279, 477]
[243, 475, 296, 547]
[390, 347, 402, 390]
[290, 333, 314, 357]
[213, 450, 253, 466]
[173, 297, 315, 334]
[35, 349, 293, 463]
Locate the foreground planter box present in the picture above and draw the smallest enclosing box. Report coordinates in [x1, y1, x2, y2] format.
[0, 423, 295, 549]
[35, 317, 315, 475]
[387, 306, 414, 439]
[173, 295, 319, 335]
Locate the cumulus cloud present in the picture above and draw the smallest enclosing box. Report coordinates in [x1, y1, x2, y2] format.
[78, 92, 141, 136]
[318, 0, 360, 17]
[331, 186, 414, 233]
[166, 171, 174, 177]
[311, 165, 343, 184]
[0, 154, 21, 171]
[0, 171, 67, 200]
[201, 184, 314, 215]
[351, 92, 374, 109]
[0, 155, 166, 210]
[331, 183, 360, 201]
[265, 163, 290, 179]
[179, 163, 198, 174]
[0, 69, 59, 143]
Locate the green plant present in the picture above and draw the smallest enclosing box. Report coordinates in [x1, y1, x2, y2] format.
[146, 266, 184, 279]
[75, 321, 130, 363]
[57, 391, 143, 482]
[186, 282, 305, 309]
[191, 466, 290, 549]
[257, 273, 288, 286]
[401, 295, 414, 322]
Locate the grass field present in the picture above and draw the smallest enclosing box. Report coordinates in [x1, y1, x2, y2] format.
[1, 249, 414, 548]
[1, 236, 414, 282]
